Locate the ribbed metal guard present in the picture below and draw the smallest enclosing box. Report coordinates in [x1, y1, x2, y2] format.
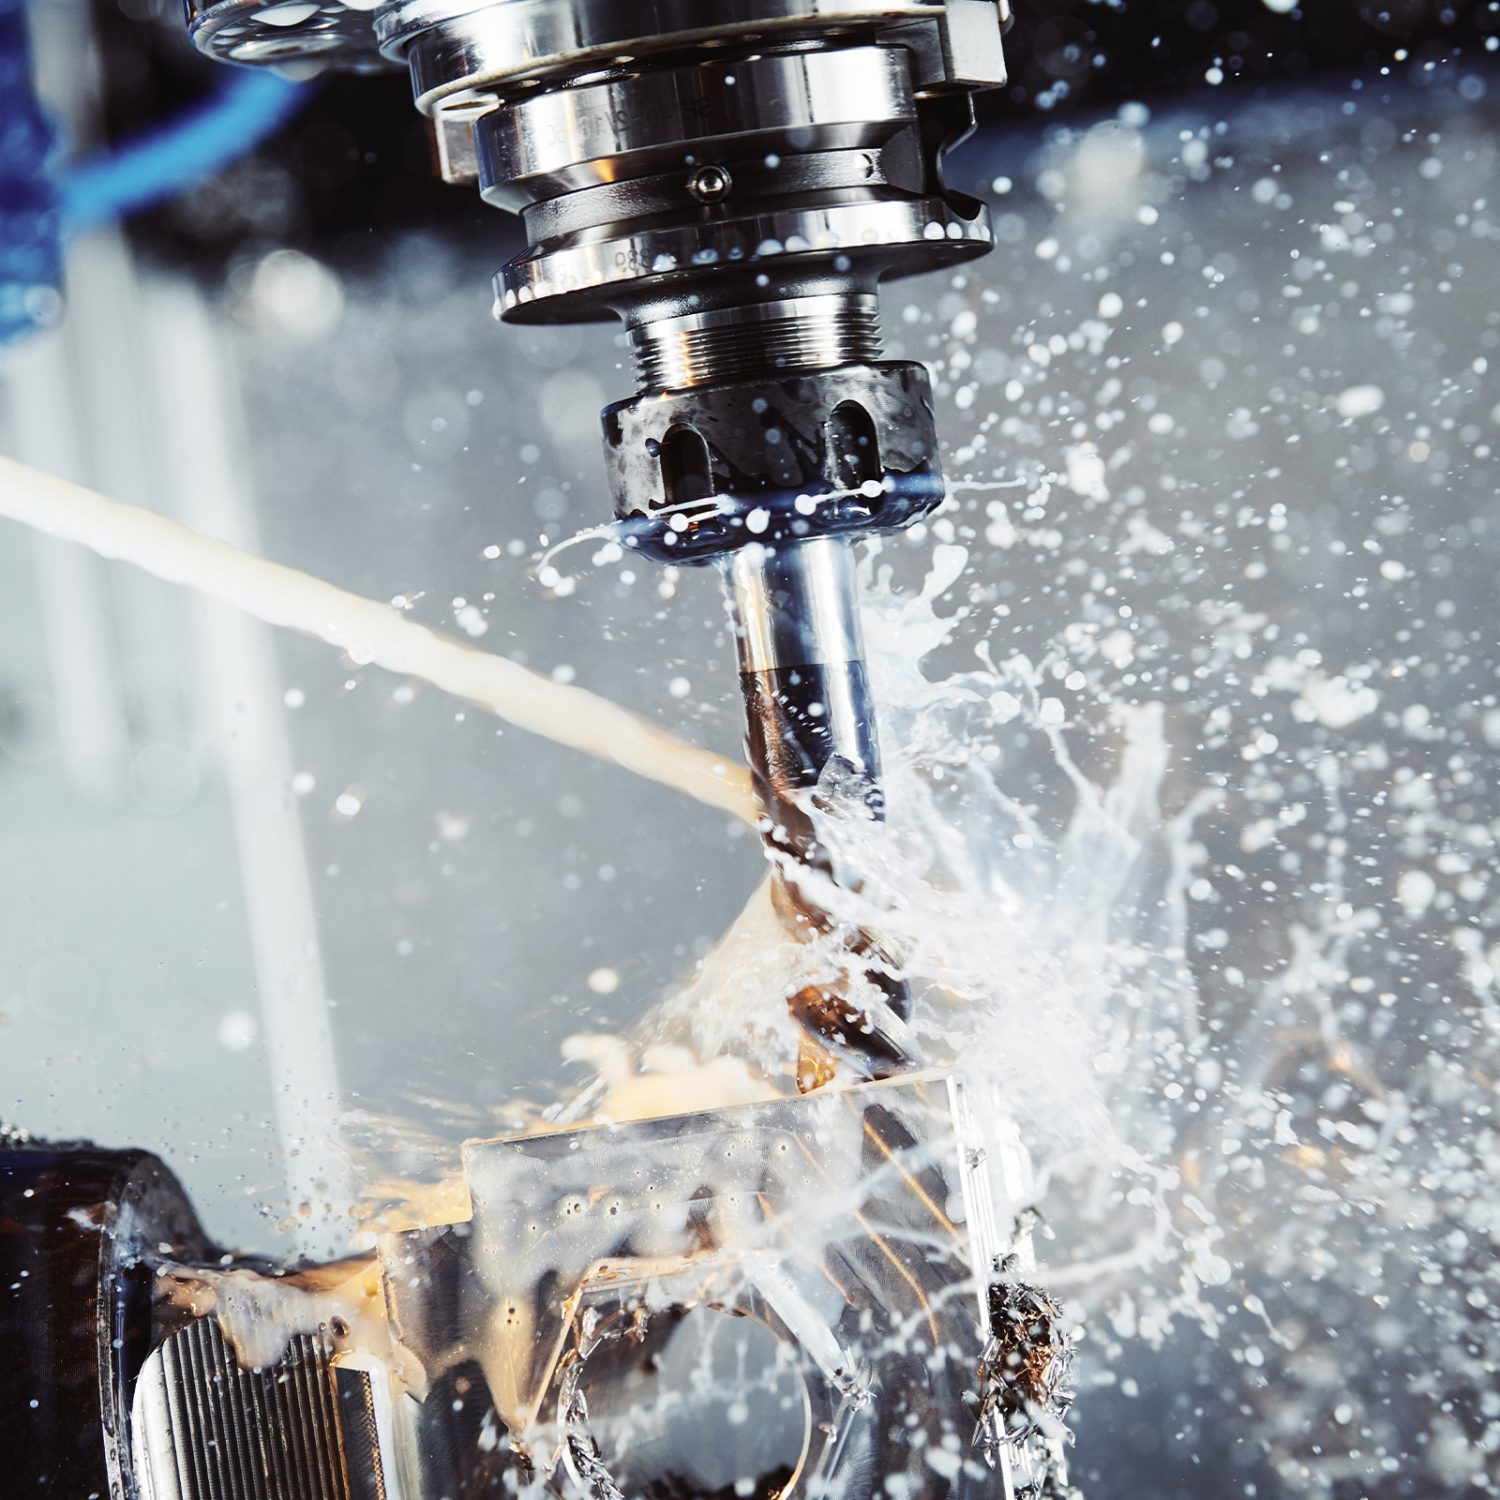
[137, 1319, 351, 1500]
[335, 1367, 391, 1500]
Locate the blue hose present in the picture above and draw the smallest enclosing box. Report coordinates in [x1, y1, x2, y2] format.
[0, 0, 61, 346]
[1, 0, 309, 350]
[59, 70, 308, 233]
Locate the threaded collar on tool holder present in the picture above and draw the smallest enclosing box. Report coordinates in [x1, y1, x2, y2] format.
[606, 359, 945, 565]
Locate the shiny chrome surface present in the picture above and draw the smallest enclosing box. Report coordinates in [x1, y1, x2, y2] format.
[393, 0, 994, 109]
[383, 0, 966, 55]
[727, 538, 891, 979]
[496, 198, 991, 322]
[184, 0, 1005, 89]
[477, 44, 913, 209]
[470, 25, 992, 324]
[187, 1, 1003, 333]
[729, 538, 866, 676]
[184, 0, 389, 70]
[420, 1071, 1052, 1500]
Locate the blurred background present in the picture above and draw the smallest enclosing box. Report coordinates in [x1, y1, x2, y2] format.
[1, 2, 1497, 1495]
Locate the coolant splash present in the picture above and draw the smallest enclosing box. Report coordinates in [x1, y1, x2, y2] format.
[339, 512, 1496, 1495]
[606, 523, 1496, 1497]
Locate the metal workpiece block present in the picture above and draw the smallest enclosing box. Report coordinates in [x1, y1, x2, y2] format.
[388, 1069, 1056, 1499]
[74, 1086, 1069, 1500]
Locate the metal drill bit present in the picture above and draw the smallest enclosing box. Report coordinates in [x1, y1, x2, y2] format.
[725, 536, 918, 1078]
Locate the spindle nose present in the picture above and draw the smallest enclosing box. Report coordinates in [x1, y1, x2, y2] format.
[189, 0, 1010, 1083]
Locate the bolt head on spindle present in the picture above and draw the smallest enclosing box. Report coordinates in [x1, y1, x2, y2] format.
[686, 164, 733, 204]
